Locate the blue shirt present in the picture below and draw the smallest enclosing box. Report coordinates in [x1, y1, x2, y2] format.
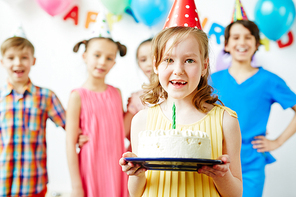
[210, 67, 296, 165]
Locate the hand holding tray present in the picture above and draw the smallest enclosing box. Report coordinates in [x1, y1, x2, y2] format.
[125, 157, 223, 172]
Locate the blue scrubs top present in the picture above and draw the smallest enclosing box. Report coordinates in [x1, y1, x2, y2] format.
[210, 67, 296, 166]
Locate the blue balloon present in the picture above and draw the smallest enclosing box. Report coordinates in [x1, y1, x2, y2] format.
[130, 0, 171, 27]
[125, 8, 139, 23]
[254, 0, 296, 41]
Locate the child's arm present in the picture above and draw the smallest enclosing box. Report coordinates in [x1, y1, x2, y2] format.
[119, 152, 147, 197]
[252, 104, 296, 152]
[124, 109, 134, 138]
[65, 91, 84, 196]
[119, 109, 148, 197]
[198, 111, 243, 197]
[115, 88, 132, 138]
[77, 131, 89, 147]
[124, 92, 145, 138]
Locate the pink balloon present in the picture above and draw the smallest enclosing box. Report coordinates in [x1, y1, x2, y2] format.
[35, 0, 72, 16]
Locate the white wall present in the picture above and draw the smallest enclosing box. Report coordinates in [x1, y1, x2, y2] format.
[0, 0, 295, 196]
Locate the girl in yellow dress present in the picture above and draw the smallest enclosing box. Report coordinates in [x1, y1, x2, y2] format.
[119, 26, 243, 197]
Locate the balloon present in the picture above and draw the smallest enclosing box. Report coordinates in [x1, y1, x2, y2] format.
[100, 0, 129, 15]
[254, 0, 296, 41]
[130, 0, 171, 27]
[215, 50, 232, 72]
[215, 49, 258, 72]
[125, 7, 139, 23]
[36, 0, 73, 16]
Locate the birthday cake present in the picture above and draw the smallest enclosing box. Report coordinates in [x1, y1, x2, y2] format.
[137, 129, 211, 159]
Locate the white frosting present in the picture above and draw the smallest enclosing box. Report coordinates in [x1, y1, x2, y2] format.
[138, 129, 211, 159]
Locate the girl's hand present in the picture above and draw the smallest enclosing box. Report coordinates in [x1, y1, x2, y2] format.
[252, 135, 280, 152]
[78, 131, 89, 148]
[71, 187, 84, 197]
[198, 155, 230, 178]
[119, 152, 146, 176]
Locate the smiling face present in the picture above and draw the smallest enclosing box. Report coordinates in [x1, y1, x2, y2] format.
[225, 23, 259, 63]
[83, 38, 118, 79]
[137, 41, 152, 78]
[154, 33, 207, 101]
[1, 47, 36, 86]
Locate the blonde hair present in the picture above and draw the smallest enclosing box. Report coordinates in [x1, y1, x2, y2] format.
[1, 37, 35, 56]
[141, 26, 221, 112]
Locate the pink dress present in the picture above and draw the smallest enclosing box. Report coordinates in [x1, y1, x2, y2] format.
[75, 86, 128, 197]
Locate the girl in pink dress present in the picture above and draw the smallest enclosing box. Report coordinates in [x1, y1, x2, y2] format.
[66, 37, 128, 197]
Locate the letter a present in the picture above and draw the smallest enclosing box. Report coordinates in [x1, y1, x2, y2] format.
[63, 6, 79, 25]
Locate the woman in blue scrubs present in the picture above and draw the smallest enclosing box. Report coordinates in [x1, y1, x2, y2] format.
[211, 20, 296, 197]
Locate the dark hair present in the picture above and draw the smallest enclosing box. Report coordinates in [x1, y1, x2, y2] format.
[136, 38, 153, 59]
[224, 20, 261, 54]
[1, 37, 35, 56]
[73, 37, 127, 57]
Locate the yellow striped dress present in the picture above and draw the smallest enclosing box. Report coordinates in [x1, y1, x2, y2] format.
[141, 104, 237, 197]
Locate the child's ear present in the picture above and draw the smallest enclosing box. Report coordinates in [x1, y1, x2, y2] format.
[256, 43, 260, 51]
[32, 57, 36, 66]
[153, 59, 158, 74]
[202, 58, 209, 76]
[82, 52, 87, 62]
[224, 44, 230, 53]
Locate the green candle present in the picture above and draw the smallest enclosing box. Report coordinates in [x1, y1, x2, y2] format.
[172, 102, 176, 129]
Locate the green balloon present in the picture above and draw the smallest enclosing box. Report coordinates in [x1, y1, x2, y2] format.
[101, 0, 130, 15]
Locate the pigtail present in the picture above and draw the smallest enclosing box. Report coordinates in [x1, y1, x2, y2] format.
[115, 42, 127, 57]
[73, 40, 88, 52]
[73, 38, 126, 56]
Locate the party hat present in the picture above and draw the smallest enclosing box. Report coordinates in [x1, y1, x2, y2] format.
[90, 9, 111, 38]
[231, 0, 248, 22]
[163, 0, 202, 30]
[11, 23, 26, 38]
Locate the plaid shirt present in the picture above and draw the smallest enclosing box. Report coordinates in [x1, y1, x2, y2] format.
[0, 80, 66, 196]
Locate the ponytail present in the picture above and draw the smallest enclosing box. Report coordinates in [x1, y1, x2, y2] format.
[115, 41, 127, 57]
[73, 37, 127, 56]
[73, 40, 88, 53]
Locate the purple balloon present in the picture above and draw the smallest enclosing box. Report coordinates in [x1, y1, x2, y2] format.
[215, 49, 259, 72]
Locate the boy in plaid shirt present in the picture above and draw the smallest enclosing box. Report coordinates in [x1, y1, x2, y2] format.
[0, 37, 66, 197]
